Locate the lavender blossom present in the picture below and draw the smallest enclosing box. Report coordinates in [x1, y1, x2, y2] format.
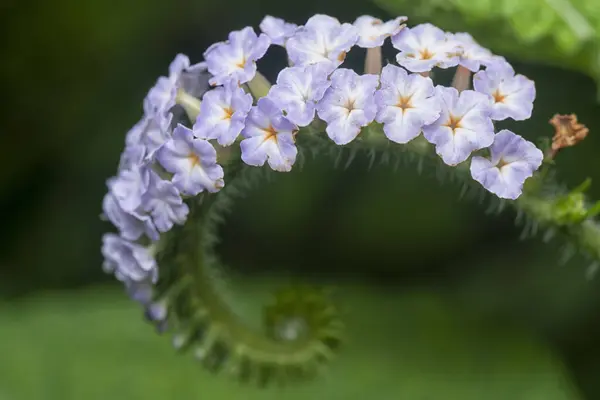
[142, 171, 189, 233]
[193, 82, 252, 146]
[240, 97, 298, 172]
[102, 233, 158, 283]
[157, 124, 225, 195]
[260, 15, 298, 46]
[392, 23, 460, 73]
[375, 65, 441, 144]
[354, 15, 406, 48]
[470, 130, 543, 199]
[316, 68, 379, 145]
[204, 27, 271, 86]
[422, 86, 494, 165]
[286, 14, 358, 69]
[267, 63, 332, 126]
[473, 59, 535, 121]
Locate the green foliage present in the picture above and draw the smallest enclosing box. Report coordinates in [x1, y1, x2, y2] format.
[375, 0, 600, 93]
[0, 282, 583, 400]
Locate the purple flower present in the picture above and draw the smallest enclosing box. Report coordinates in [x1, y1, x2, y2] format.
[354, 15, 407, 48]
[193, 82, 252, 146]
[392, 23, 460, 72]
[157, 124, 224, 195]
[142, 171, 189, 233]
[204, 27, 271, 86]
[145, 54, 205, 114]
[267, 64, 332, 127]
[102, 191, 159, 241]
[125, 279, 154, 304]
[108, 164, 151, 213]
[260, 15, 298, 46]
[316, 68, 379, 145]
[422, 86, 494, 165]
[240, 97, 298, 172]
[124, 110, 173, 161]
[118, 144, 146, 172]
[375, 65, 441, 144]
[448, 32, 494, 72]
[473, 59, 535, 121]
[286, 14, 358, 69]
[102, 233, 158, 283]
[470, 129, 543, 199]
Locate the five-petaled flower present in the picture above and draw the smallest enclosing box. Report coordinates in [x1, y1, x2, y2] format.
[448, 32, 494, 72]
[240, 97, 299, 172]
[102, 233, 158, 283]
[473, 59, 535, 121]
[145, 54, 207, 115]
[392, 23, 461, 73]
[142, 171, 190, 232]
[422, 86, 494, 166]
[286, 14, 358, 70]
[204, 27, 271, 86]
[260, 15, 298, 46]
[193, 82, 252, 146]
[157, 124, 225, 195]
[317, 68, 379, 145]
[102, 191, 159, 241]
[267, 64, 332, 127]
[354, 15, 407, 48]
[375, 65, 441, 144]
[470, 129, 543, 199]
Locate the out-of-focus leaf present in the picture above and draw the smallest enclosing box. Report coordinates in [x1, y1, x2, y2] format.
[375, 0, 600, 94]
[0, 280, 581, 399]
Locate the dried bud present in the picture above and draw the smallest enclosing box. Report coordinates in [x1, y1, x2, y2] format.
[549, 114, 589, 154]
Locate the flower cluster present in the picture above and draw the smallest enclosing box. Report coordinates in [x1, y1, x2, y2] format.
[101, 14, 544, 312]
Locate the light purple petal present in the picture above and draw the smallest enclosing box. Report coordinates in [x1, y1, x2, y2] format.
[204, 27, 271, 86]
[470, 130, 543, 199]
[267, 63, 332, 126]
[392, 23, 460, 72]
[193, 83, 252, 146]
[157, 124, 224, 195]
[240, 97, 298, 171]
[354, 15, 407, 48]
[102, 233, 158, 283]
[260, 15, 298, 46]
[473, 59, 535, 121]
[286, 14, 358, 69]
[375, 64, 441, 144]
[142, 171, 189, 233]
[448, 32, 493, 72]
[422, 86, 494, 165]
[316, 68, 379, 145]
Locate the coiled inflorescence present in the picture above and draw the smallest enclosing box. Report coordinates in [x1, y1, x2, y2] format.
[100, 13, 566, 385]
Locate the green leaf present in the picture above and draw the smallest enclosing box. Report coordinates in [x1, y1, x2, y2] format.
[375, 0, 600, 94]
[0, 280, 582, 399]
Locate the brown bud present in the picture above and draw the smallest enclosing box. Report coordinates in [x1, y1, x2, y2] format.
[549, 114, 589, 157]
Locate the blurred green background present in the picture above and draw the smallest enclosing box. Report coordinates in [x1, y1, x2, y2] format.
[2, 0, 600, 399]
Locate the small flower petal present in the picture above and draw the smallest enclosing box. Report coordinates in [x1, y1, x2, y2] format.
[473, 59, 535, 121]
[102, 233, 158, 283]
[267, 63, 332, 126]
[422, 86, 494, 165]
[286, 14, 358, 69]
[157, 124, 225, 195]
[375, 64, 441, 144]
[142, 170, 189, 233]
[448, 32, 494, 72]
[316, 68, 379, 145]
[392, 23, 460, 72]
[102, 191, 159, 241]
[108, 164, 151, 213]
[194, 82, 252, 146]
[204, 27, 271, 86]
[260, 15, 298, 46]
[240, 97, 298, 172]
[354, 15, 407, 48]
[470, 129, 543, 199]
